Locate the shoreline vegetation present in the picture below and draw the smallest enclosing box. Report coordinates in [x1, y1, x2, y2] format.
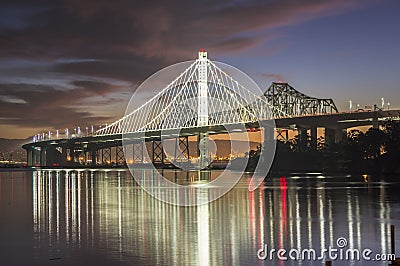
[242, 120, 400, 174]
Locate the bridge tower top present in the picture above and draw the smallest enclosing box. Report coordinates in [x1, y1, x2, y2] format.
[198, 50, 207, 59]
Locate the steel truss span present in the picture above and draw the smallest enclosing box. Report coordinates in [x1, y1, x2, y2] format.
[264, 82, 338, 117]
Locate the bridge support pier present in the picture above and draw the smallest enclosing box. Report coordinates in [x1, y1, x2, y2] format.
[40, 147, 47, 167]
[101, 147, 111, 165]
[60, 145, 68, 166]
[133, 142, 144, 163]
[90, 149, 97, 165]
[152, 140, 165, 165]
[260, 123, 275, 170]
[174, 137, 189, 162]
[116, 146, 124, 166]
[27, 148, 33, 166]
[297, 127, 308, 151]
[310, 126, 317, 150]
[198, 132, 210, 169]
[324, 127, 346, 145]
[335, 127, 347, 143]
[373, 110, 379, 129]
[324, 128, 335, 148]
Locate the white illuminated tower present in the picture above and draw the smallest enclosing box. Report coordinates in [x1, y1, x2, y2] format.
[198, 50, 210, 168]
[198, 50, 209, 126]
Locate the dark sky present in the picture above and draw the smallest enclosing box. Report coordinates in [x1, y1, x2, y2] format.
[0, 0, 399, 138]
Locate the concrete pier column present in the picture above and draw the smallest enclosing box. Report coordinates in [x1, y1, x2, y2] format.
[310, 126, 317, 150]
[262, 125, 275, 163]
[40, 146, 47, 167]
[27, 148, 33, 166]
[298, 127, 308, 140]
[334, 127, 347, 143]
[61, 145, 68, 166]
[324, 128, 335, 148]
[297, 127, 308, 151]
[198, 132, 210, 169]
[91, 149, 97, 165]
[373, 111, 379, 129]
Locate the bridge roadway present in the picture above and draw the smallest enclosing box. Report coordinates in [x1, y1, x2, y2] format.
[22, 109, 400, 167]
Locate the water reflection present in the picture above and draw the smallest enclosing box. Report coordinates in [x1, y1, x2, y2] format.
[1, 170, 399, 265]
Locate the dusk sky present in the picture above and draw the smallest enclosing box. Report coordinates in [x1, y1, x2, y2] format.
[0, 0, 399, 139]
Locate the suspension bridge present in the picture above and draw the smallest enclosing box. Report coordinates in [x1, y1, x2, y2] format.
[22, 51, 400, 167]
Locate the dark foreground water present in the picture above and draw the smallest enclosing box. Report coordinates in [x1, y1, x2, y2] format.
[1, 169, 400, 265]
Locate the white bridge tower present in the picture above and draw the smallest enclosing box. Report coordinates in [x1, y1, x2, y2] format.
[197, 50, 210, 168]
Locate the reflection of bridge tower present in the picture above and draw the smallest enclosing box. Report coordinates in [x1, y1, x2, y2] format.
[198, 50, 210, 168]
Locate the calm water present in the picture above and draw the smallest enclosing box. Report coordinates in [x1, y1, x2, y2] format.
[1, 169, 400, 265]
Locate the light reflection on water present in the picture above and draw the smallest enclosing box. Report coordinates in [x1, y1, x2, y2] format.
[0, 170, 400, 265]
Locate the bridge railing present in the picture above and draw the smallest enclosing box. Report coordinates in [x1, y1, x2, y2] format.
[31, 126, 98, 143]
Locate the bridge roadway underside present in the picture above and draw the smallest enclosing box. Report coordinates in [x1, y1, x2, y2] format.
[22, 109, 400, 167]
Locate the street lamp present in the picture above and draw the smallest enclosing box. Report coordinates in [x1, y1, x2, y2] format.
[381, 97, 385, 109]
[388, 102, 390, 110]
[349, 100, 352, 112]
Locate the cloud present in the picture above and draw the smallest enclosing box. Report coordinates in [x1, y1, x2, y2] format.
[0, 0, 360, 137]
[261, 73, 286, 82]
[0, 83, 119, 130]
